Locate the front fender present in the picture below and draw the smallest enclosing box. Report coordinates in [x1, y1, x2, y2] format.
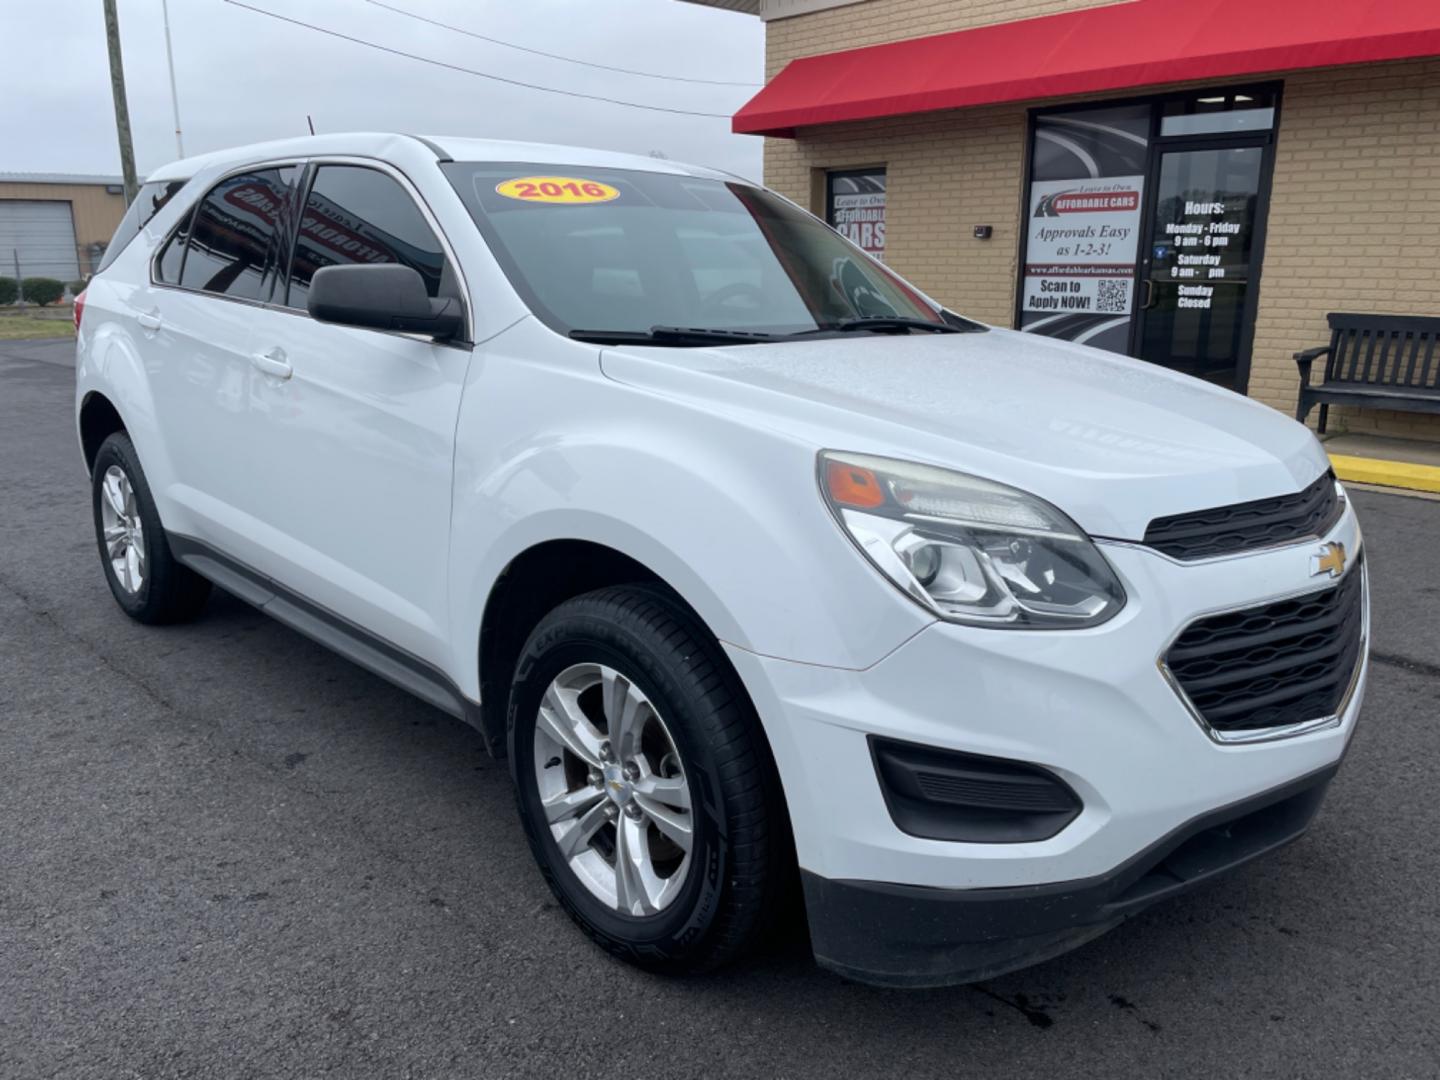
[446, 333, 933, 699]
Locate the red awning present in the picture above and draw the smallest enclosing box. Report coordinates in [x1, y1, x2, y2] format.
[734, 0, 1440, 136]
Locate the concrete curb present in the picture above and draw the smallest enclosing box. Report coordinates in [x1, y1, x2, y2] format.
[1330, 453, 1440, 495]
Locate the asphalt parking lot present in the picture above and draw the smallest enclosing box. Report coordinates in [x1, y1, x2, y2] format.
[2, 338, 1438, 1079]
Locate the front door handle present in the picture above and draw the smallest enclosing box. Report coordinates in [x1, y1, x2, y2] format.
[137, 309, 162, 332]
[1140, 278, 1156, 310]
[251, 347, 293, 380]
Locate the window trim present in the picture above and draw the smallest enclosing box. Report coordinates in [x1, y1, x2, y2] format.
[148, 154, 473, 346]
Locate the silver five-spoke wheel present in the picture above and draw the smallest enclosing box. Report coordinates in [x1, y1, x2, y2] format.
[533, 662, 693, 916]
[99, 464, 145, 594]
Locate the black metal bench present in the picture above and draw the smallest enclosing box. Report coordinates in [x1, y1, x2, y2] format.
[1295, 312, 1440, 432]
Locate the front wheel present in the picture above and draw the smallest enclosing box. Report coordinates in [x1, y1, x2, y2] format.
[508, 584, 787, 974]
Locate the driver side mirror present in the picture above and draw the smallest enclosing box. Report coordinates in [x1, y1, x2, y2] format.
[307, 263, 464, 342]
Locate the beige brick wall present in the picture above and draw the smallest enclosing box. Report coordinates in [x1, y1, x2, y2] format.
[765, 0, 1120, 77]
[755, 1, 1440, 442]
[764, 107, 1028, 327]
[1249, 59, 1440, 441]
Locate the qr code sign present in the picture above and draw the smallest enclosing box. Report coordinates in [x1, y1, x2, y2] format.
[1096, 279, 1129, 314]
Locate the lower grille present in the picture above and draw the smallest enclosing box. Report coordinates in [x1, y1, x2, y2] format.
[1164, 558, 1365, 737]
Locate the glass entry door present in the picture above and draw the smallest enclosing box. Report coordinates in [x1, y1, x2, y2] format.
[1020, 87, 1279, 394]
[1134, 144, 1268, 390]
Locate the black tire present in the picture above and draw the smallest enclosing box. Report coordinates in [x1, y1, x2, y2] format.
[91, 432, 211, 624]
[508, 583, 789, 975]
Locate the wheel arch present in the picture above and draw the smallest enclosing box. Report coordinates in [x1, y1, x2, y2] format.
[476, 537, 745, 753]
[78, 390, 127, 473]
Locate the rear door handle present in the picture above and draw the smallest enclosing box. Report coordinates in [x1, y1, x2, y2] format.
[251, 347, 293, 380]
[137, 310, 162, 332]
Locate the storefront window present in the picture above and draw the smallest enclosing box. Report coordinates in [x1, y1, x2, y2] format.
[1019, 87, 1279, 392]
[826, 169, 886, 261]
[1019, 104, 1151, 355]
[1160, 90, 1277, 137]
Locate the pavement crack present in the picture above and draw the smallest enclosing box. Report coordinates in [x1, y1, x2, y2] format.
[971, 987, 1056, 1029]
[1370, 650, 1440, 682]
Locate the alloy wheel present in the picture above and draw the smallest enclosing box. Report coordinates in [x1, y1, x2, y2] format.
[99, 465, 145, 594]
[533, 662, 694, 916]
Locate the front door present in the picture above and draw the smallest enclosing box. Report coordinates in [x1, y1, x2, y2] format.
[1134, 142, 1269, 390]
[241, 162, 472, 667]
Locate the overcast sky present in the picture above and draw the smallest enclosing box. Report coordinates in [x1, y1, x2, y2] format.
[1, 0, 764, 180]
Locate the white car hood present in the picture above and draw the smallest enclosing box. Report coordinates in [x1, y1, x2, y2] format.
[598, 327, 1331, 541]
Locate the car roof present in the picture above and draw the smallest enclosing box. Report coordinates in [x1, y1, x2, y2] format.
[143, 132, 747, 185]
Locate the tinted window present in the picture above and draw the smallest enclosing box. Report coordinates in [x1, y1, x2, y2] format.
[155, 207, 192, 285]
[179, 168, 298, 301]
[98, 179, 188, 274]
[286, 166, 446, 309]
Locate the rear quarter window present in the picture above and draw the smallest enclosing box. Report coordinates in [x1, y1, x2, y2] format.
[96, 180, 187, 274]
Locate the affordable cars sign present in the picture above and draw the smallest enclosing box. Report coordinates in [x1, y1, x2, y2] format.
[1022, 177, 1144, 318]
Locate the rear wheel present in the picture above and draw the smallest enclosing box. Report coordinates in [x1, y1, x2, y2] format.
[91, 432, 210, 624]
[508, 584, 786, 974]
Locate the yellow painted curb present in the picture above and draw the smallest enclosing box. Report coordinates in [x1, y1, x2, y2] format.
[1329, 453, 1440, 495]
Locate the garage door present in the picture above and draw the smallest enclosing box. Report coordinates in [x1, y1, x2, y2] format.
[0, 200, 80, 282]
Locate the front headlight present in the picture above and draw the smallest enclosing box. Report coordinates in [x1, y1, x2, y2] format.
[819, 451, 1126, 629]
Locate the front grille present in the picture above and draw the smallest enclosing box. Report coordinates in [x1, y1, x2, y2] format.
[1143, 471, 1343, 560]
[1165, 558, 1365, 735]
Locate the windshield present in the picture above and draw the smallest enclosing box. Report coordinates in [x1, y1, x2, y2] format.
[441, 162, 946, 340]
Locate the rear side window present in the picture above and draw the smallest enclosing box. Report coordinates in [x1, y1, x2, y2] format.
[285, 165, 446, 310]
[97, 179, 187, 274]
[178, 167, 299, 301]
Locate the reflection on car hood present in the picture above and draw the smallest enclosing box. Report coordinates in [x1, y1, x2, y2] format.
[597, 326, 1331, 540]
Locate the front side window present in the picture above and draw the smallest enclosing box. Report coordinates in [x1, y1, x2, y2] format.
[178, 167, 298, 301]
[285, 165, 447, 310]
[442, 163, 942, 338]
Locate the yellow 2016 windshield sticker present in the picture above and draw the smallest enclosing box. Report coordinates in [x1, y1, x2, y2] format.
[496, 176, 620, 204]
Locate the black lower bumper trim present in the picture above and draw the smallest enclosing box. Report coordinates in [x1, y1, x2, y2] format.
[804, 763, 1338, 988]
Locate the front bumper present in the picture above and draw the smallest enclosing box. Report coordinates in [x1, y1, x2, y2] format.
[724, 499, 1365, 984]
[801, 764, 1337, 987]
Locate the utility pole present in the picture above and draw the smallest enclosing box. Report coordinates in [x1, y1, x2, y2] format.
[160, 0, 184, 158]
[102, 0, 139, 204]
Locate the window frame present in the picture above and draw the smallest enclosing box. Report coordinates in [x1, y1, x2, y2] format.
[149, 155, 472, 346]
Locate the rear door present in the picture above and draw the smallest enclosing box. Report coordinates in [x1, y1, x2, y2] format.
[237, 161, 473, 665]
[139, 165, 301, 546]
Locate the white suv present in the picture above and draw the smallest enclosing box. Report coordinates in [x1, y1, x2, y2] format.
[75, 134, 1367, 987]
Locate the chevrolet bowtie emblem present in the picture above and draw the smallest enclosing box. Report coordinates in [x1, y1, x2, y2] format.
[1311, 541, 1347, 579]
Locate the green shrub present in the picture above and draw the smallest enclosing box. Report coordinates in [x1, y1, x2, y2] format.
[67, 279, 88, 296]
[21, 277, 65, 306]
[0, 276, 16, 305]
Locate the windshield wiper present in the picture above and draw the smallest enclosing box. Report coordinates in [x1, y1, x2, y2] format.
[569, 325, 778, 347]
[829, 316, 963, 334]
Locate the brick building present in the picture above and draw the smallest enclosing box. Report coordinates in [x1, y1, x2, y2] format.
[686, 0, 1440, 443]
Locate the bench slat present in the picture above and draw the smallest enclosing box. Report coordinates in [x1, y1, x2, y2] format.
[1401, 331, 1423, 387]
[1360, 328, 1380, 384]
